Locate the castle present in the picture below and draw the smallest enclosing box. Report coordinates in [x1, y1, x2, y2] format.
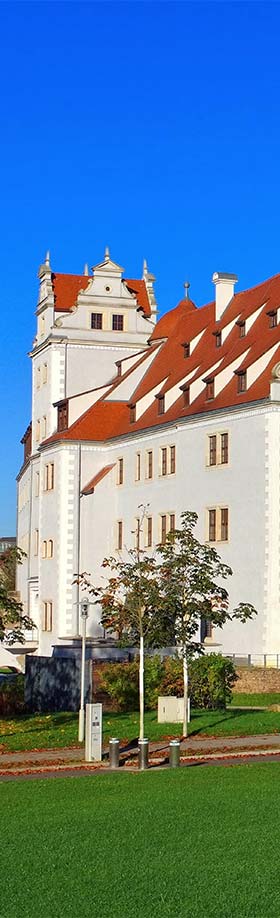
[16, 249, 280, 662]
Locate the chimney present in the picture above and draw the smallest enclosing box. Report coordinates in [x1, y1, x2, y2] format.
[212, 272, 238, 322]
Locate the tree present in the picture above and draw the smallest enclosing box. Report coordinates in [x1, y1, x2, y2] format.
[76, 510, 257, 740]
[157, 512, 257, 734]
[0, 547, 34, 644]
[77, 508, 173, 741]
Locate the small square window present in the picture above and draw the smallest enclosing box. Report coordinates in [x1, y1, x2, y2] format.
[91, 313, 103, 330]
[112, 315, 124, 331]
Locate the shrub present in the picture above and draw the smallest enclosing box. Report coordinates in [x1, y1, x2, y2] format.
[99, 654, 237, 712]
[189, 654, 237, 709]
[0, 675, 25, 715]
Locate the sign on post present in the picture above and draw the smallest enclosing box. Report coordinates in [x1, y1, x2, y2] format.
[85, 703, 102, 762]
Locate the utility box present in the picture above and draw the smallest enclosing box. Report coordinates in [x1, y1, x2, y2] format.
[85, 703, 102, 761]
[158, 696, 185, 723]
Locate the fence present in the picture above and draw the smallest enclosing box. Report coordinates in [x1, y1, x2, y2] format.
[224, 653, 280, 669]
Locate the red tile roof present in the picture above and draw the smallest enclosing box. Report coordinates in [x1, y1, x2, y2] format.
[43, 272, 280, 447]
[51, 273, 151, 316]
[81, 464, 115, 495]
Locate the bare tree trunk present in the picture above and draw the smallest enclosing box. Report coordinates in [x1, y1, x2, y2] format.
[183, 652, 188, 737]
[139, 632, 144, 740]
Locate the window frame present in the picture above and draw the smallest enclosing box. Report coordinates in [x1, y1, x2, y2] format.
[91, 312, 103, 330]
[112, 314, 124, 332]
[117, 458, 124, 486]
[117, 520, 123, 550]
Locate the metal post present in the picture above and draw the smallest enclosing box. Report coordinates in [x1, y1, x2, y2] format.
[138, 737, 149, 770]
[169, 740, 180, 768]
[109, 738, 120, 769]
[78, 599, 89, 742]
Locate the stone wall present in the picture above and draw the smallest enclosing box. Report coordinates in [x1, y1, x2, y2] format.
[233, 667, 280, 693]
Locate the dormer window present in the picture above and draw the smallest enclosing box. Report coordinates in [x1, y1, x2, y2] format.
[215, 331, 222, 348]
[268, 310, 277, 329]
[182, 342, 190, 358]
[180, 384, 190, 407]
[238, 321, 245, 338]
[236, 370, 247, 393]
[116, 362, 122, 377]
[206, 378, 215, 401]
[157, 395, 165, 416]
[57, 400, 68, 432]
[130, 404, 136, 424]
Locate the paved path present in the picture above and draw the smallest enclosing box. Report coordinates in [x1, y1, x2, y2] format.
[1, 733, 280, 781]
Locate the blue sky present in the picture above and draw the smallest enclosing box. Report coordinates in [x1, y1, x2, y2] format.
[1, 1, 280, 531]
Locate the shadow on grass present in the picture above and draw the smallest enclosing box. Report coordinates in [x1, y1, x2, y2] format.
[189, 707, 275, 736]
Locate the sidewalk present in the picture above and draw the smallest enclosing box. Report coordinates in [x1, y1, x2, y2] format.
[2, 732, 280, 778]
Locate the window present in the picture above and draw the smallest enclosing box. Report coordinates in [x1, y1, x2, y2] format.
[35, 472, 40, 497]
[41, 416, 47, 439]
[117, 521, 123, 550]
[42, 363, 48, 384]
[91, 313, 103, 330]
[201, 619, 213, 642]
[58, 401, 68, 432]
[221, 432, 229, 464]
[158, 395, 165, 415]
[147, 450, 153, 479]
[130, 404, 136, 424]
[160, 515, 167, 544]
[183, 342, 190, 358]
[44, 463, 54, 491]
[112, 314, 124, 331]
[36, 367, 41, 389]
[135, 519, 140, 552]
[47, 539, 53, 559]
[208, 509, 216, 542]
[239, 321, 245, 338]
[208, 507, 229, 542]
[42, 601, 53, 632]
[237, 371, 247, 393]
[206, 378, 215, 400]
[35, 420, 40, 443]
[182, 386, 190, 407]
[161, 447, 167, 476]
[135, 452, 141, 481]
[117, 458, 124, 485]
[209, 435, 217, 466]
[146, 516, 152, 548]
[34, 530, 39, 556]
[169, 513, 175, 532]
[170, 446, 176, 474]
[215, 331, 222, 348]
[116, 362, 122, 377]
[42, 540, 47, 559]
[269, 311, 277, 329]
[220, 508, 229, 541]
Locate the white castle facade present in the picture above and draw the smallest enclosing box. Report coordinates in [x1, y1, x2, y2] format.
[16, 249, 280, 662]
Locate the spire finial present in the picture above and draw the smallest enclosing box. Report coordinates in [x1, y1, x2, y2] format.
[84, 263, 89, 276]
[104, 246, 110, 263]
[184, 281, 190, 299]
[45, 250, 50, 268]
[143, 258, 148, 278]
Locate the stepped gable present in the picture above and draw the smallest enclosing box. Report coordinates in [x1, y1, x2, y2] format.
[43, 272, 280, 445]
[51, 272, 151, 316]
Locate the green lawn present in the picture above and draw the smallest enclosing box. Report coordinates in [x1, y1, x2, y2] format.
[2, 763, 280, 917]
[231, 692, 280, 707]
[1, 705, 280, 752]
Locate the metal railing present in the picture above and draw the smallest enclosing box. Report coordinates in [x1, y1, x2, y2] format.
[223, 653, 280, 669]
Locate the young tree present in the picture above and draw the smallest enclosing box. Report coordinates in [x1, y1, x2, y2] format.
[157, 512, 257, 735]
[0, 547, 34, 644]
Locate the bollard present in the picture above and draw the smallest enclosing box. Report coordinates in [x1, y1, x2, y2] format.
[109, 737, 120, 769]
[138, 738, 149, 770]
[169, 739, 180, 768]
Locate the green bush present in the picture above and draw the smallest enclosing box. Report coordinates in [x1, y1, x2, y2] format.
[0, 675, 25, 715]
[189, 654, 237, 709]
[99, 654, 237, 712]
